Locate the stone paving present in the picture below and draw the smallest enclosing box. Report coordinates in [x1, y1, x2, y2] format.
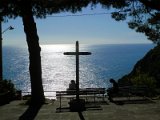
[0, 98, 160, 120]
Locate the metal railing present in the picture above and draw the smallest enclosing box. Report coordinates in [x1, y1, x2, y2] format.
[22, 91, 57, 99]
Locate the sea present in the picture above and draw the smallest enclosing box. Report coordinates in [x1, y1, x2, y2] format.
[3, 44, 154, 98]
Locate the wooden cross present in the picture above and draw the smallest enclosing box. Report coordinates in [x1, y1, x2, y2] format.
[64, 41, 91, 100]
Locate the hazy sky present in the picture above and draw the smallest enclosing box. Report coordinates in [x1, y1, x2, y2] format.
[2, 5, 152, 46]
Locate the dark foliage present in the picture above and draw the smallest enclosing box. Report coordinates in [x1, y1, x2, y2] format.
[100, 0, 160, 44]
[0, 79, 16, 100]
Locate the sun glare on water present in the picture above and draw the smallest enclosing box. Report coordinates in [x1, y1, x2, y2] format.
[40, 44, 98, 99]
[41, 44, 74, 53]
[41, 44, 76, 92]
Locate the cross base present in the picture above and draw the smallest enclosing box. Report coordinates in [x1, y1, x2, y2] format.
[69, 99, 86, 112]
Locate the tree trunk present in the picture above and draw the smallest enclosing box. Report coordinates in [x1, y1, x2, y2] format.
[0, 20, 3, 81]
[21, 3, 45, 105]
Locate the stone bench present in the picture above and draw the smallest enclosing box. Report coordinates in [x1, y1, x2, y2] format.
[107, 86, 150, 102]
[56, 88, 106, 111]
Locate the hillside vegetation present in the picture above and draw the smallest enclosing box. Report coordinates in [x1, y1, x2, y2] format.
[118, 44, 160, 95]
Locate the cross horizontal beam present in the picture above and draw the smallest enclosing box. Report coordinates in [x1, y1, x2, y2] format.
[64, 52, 91, 55]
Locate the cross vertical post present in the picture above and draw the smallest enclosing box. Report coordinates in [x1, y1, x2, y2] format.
[76, 41, 79, 100]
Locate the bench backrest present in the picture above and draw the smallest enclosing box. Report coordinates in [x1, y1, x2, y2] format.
[118, 86, 149, 96]
[56, 88, 105, 96]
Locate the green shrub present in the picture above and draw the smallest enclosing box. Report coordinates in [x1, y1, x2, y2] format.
[130, 73, 157, 96]
[131, 74, 157, 89]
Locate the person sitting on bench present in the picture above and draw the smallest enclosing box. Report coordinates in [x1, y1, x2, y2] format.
[69, 80, 76, 90]
[107, 78, 119, 102]
[67, 80, 76, 94]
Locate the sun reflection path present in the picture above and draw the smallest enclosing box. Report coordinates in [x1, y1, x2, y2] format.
[41, 44, 75, 91]
[41, 42, 92, 99]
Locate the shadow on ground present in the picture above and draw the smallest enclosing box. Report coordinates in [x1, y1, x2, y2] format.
[78, 112, 85, 120]
[56, 101, 109, 113]
[19, 104, 42, 120]
[113, 99, 155, 105]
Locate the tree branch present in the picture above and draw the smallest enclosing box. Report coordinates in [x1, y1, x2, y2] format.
[139, 0, 160, 11]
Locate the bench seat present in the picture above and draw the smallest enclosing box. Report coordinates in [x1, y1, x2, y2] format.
[107, 86, 150, 102]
